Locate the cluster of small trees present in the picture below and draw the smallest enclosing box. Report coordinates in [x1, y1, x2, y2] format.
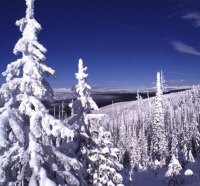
[0, 0, 123, 185]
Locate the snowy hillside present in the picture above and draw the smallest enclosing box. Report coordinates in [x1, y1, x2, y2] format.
[98, 85, 200, 185]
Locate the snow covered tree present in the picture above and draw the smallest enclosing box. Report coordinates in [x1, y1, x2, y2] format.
[188, 150, 195, 162]
[69, 59, 123, 185]
[160, 70, 166, 92]
[69, 58, 99, 127]
[171, 130, 178, 159]
[118, 113, 128, 163]
[129, 128, 139, 170]
[68, 58, 100, 185]
[136, 90, 142, 100]
[179, 113, 199, 164]
[0, 0, 81, 185]
[179, 144, 189, 167]
[137, 126, 149, 169]
[189, 114, 200, 156]
[164, 156, 183, 185]
[151, 72, 168, 165]
[88, 126, 123, 185]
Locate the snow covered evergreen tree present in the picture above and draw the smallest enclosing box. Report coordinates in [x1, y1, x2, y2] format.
[0, 0, 81, 185]
[189, 114, 200, 157]
[69, 59, 123, 185]
[179, 113, 199, 163]
[118, 113, 128, 163]
[88, 126, 123, 185]
[151, 72, 168, 166]
[171, 130, 178, 159]
[137, 126, 149, 169]
[136, 90, 142, 100]
[129, 127, 139, 170]
[160, 70, 166, 92]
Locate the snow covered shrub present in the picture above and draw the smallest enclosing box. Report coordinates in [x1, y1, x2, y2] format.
[164, 156, 184, 185]
[0, 0, 81, 185]
[69, 59, 124, 185]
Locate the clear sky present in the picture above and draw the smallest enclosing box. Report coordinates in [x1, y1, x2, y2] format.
[0, 0, 200, 89]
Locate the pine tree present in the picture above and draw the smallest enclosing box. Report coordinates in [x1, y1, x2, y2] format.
[88, 126, 123, 185]
[179, 113, 199, 163]
[160, 70, 166, 92]
[137, 126, 149, 169]
[171, 130, 178, 159]
[151, 72, 168, 166]
[69, 59, 123, 185]
[0, 0, 81, 185]
[188, 150, 195, 162]
[69, 58, 100, 185]
[129, 127, 139, 170]
[119, 112, 127, 160]
[189, 114, 200, 156]
[136, 90, 142, 100]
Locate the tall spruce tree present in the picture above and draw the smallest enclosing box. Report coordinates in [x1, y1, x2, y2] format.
[151, 72, 168, 165]
[0, 0, 81, 185]
[69, 59, 123, 185]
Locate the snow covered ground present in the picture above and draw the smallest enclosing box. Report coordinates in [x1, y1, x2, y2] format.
[120, 159, 200, 185]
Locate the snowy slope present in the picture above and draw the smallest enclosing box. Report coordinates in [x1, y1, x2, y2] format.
[98, 85, 200, 186]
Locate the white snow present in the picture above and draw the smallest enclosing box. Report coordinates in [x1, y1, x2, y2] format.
[185, 169, 194, 176]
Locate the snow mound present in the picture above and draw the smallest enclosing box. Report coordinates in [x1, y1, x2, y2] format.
[184, 169, 194, 176]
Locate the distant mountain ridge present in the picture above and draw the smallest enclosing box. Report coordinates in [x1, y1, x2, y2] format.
[53, 86, 191, 101]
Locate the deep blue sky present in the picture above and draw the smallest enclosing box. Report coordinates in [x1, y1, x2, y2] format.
[0, 0, 200, 89]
